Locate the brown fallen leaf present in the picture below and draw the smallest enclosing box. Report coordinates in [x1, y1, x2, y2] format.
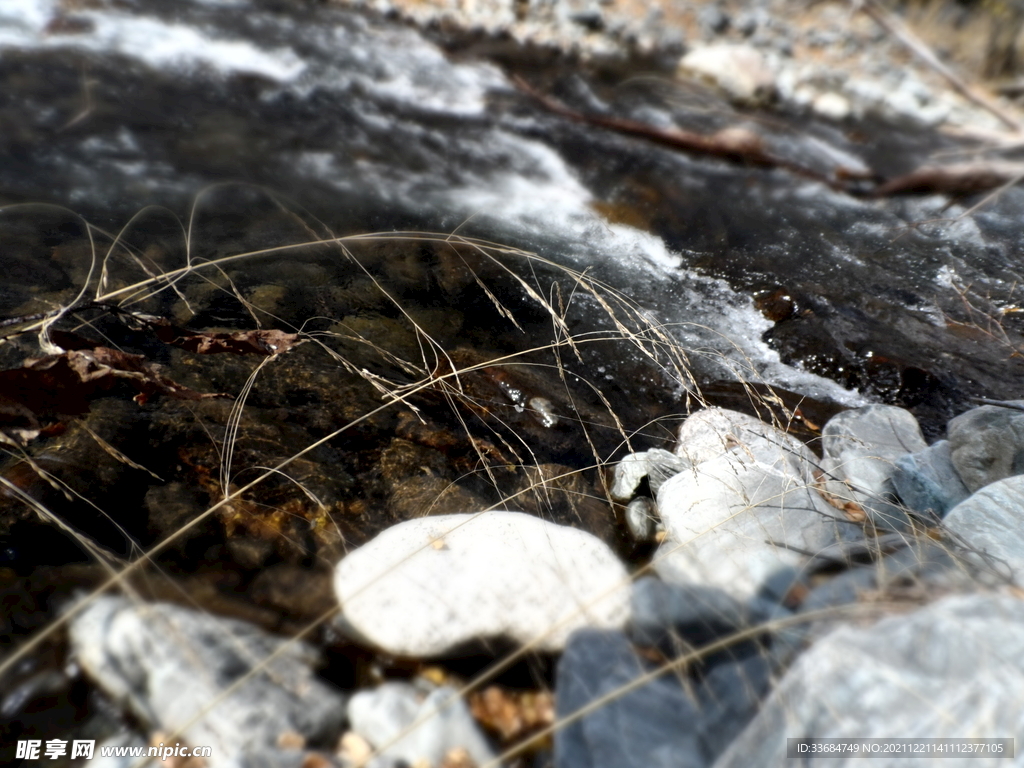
[0, 347, 229, 427]
[146, 322, 305, 356]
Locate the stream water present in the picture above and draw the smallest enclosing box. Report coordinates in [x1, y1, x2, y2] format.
[2, 0, 1024, 761]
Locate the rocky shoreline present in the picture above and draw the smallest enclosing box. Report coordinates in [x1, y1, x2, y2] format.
[55, 399, 1024, 767]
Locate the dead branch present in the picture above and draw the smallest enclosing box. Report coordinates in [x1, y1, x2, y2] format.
[512, 76, 867, 191]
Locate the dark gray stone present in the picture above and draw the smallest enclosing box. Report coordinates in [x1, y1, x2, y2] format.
[628, 577, 774, 654]
[555, 627, 773, 768]
[554, 629, 703, 768]
[699, 5, 730, 35]
[947, 402, 1024, 492]
[891, 440, 970, 517]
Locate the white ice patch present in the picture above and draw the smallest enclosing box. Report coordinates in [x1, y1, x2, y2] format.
[0, 0, 305, 82]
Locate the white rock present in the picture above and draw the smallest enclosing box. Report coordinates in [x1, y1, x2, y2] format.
[812, 91, 851, 121]
[654, 456, 851, 600]
[610, 451, 650, 502]
[944, 474, 1024, 584]
[69, 596, 345, 768]
[675, 407, 817, 481]
[716, 593, 1024, 766]
[348, 681, 497, 768]
[820, 404, 926, 529]
[678, 44, 776, 104]
[610, 449, 689, 502]
[334, 511, 630, 655]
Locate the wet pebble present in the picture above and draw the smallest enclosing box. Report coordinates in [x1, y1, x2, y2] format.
[347, 681, 496, 768]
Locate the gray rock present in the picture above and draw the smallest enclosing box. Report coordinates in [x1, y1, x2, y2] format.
[891, 440, 970, 517]
[646, 448, 691, 494]
[820, 404, 927, 530]
[699, 5, 730, 35]
[347, 681, 496, 768]
[947, 402, 1024, 492]
[674, 407, 817, 481]
[944, 474, 1024, 584]
[334, 511, 631, 655]
[628, 577, 779, 663]
[716, 593, 1024, 766]
[69, 596, 345, 768]
[653, 455, 851, 601]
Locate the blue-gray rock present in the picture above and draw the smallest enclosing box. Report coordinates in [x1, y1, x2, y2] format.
[947, 402, 1024, 492]
[347, 681, 496, 768]
[820, 404, 926, 530]
[69, 596, 346, 768]
[555, 628, 772, 768]
[891, 440, 970, 518]
[944, 474, 1024, 584]
[554, 629, 703, 768]
[715, 593, 1024, 767]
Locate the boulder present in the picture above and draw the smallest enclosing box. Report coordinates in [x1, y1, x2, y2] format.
[674, 407, 817, 480]
[333, 511, 630, 656]
[820, 404, 927, 529]
[653, 455, 853, 601]
[944, 474, 1024, 584]
[947, 402, 1024, 492]
[716, 593, 1024, 766]
[69, 596, 345, 768]
[554, 628, 771, 768]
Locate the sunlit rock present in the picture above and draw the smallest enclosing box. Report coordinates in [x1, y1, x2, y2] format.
[334, 511, 631, 656]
